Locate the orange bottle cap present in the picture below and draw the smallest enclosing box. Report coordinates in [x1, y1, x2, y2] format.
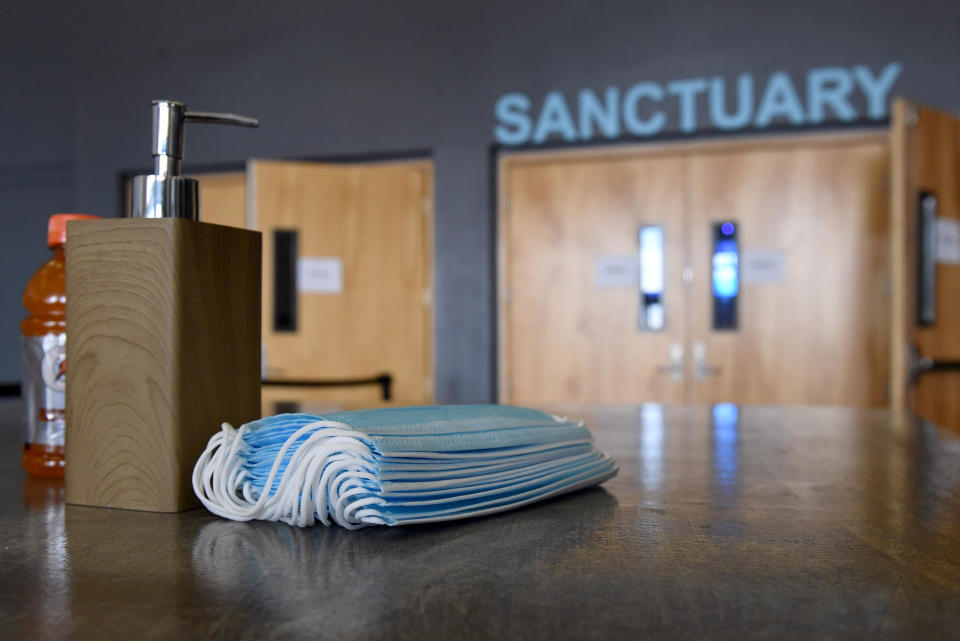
[48, 213, 100, 247]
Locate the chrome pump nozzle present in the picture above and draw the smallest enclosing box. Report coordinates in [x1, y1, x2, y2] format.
[130, 100, 258, 220]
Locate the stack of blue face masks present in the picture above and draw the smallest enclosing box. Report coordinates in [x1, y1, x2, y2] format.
[192, 405, 617, 529]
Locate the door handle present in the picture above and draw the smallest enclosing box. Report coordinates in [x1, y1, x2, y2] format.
[908, 344, 960, 384]
[656, 341, 684, 381]
[917, 192, 938, 326]
[692, 340, 722, 381]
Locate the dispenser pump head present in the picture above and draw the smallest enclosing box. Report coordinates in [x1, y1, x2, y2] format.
[131, 100, 258, 220]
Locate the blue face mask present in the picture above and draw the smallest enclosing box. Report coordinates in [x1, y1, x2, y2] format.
[192, 405, 617, 528]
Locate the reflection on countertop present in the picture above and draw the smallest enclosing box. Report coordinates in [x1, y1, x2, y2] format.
[1, 400, 959, 640]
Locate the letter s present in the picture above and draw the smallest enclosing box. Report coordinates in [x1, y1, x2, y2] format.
[494, 93, 532, 145]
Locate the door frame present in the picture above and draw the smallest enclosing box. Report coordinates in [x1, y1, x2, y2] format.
[497, 128, 889, 404]
[889, 99, 912, 412]
[117, 149, 431, 220]
[888, 98, 960, 427]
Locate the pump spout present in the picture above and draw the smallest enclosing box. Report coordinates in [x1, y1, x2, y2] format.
[131, 99, 259, 220]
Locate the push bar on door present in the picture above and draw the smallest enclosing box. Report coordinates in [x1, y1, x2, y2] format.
[262, 373, 393, 401]
[908, 345, 960, 384]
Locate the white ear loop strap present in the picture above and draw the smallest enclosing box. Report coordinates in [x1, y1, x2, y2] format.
[192, 420, 381, 529]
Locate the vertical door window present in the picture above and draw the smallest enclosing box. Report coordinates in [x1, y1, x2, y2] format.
[638, 225, 666, 331]
[711, 221, 739, 330]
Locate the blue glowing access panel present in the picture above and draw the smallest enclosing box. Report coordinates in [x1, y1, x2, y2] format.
[712, 222, 739, 330]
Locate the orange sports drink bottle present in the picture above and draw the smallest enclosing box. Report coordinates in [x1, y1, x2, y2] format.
[21, 213, 99, 477]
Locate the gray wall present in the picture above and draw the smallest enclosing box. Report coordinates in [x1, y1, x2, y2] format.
[2, 0, 959, 401]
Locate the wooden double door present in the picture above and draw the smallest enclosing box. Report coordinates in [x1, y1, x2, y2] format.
[499, 134, 891, 407]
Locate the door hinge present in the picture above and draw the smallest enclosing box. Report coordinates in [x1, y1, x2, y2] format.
[906, 106, 919, 128]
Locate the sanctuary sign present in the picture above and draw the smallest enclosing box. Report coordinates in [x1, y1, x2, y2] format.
[493, 63, 902, 146]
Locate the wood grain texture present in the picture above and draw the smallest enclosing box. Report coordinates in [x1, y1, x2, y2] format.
[889, 100, 911, 411]
[64, 218, 261, 512]
[250, 160, 433, 405]
[5, 402, 960, 640]
[194, 172, 246, 228]
[687, 137, 890, 406]
[501, 152, 688, 404]
[501, 134, 890, 406]
[892, 100, 960, 433]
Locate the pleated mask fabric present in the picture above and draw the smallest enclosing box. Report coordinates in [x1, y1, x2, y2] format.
[192, 405, 618, 529]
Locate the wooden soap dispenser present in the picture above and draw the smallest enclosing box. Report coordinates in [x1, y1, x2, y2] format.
[65, 100, 262, 512]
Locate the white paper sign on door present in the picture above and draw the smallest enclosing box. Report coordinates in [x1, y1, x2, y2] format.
[595, 255, 636, 288]
[741, 249, 785, 284]
[935, 217, 960, 264]
[298, 257, 343, 293]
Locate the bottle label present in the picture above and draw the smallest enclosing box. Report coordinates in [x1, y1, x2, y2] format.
[21, 334, 66, 447]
